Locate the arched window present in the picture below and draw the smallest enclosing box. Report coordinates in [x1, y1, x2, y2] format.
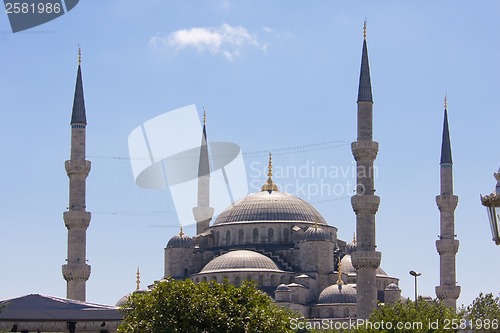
[235, 276, 240, 286]
[215, 231, 220, 246]
[280, 275, 285, 284]
[253, 228, 259, 243]
[268, 228, 274, 242]
[238, 229, 244, 244]
[211, 276, 217, 282]
[202, 277, 207, 282]
[225, 230, 231, 246]
[344, 307, 350, 318]
[195, 278, 199, 283]
[283, 228, 289, 243]
[270, 275, 276, 285]
[329, 308, 335, 318]
[258, 275, 264, 285]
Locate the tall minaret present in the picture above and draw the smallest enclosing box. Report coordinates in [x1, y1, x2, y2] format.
[435, 95, 460, 309]
[350, 20, 381, 319]
[61, 48, 91, 302]
[193, 111, 214, 235]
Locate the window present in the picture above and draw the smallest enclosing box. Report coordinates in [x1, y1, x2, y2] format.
[238, 229, 244, 244]
[253, 228, 259, 243]
[225, 230, 231, 246]
[268, 228, 274, 242]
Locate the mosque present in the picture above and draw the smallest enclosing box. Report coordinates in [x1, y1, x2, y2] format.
[0, 22, 461, 332]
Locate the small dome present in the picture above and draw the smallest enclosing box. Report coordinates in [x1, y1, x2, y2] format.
[276, 284, 290, 292]
[385, 283, 400, 291]
[214, 191, 327, 225]
[345, 241, 357, 254]
[302, 226, 329, 241]
[167, 230, 194, 248]
[115, 290, 146, 307]
[200, 250, 281, 273]
[318, 284, 357, 304]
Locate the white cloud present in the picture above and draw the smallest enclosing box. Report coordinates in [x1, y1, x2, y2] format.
[150, 24, 262, 61]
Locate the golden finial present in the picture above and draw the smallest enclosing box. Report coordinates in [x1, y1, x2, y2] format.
[363, 19, 367, 39]
[313, 220, 319, 229]
[444, 93, 448, 109]
[353, 232, 356, 245]
[179, 225, 184, 236]
[78, 45, 81, 65]
[261, 153, 279, 192]
[136, 267, 140, 291]
[336, 259, 344, 285]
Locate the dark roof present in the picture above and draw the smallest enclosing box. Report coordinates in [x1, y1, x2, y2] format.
[167, 233, 194, 248]
[0, 294, 122, 321]
[440, 108, 453, 164]
[71, 65, 87, 125]
[357, 39, 373, 103]
[302, 226, 329, 241]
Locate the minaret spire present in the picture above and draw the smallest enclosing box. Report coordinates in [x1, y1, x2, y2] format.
[193, 111, 214, 235]
[62, 47, 92, 301]
[261, 152, 279, 192]
[436, 95, 460, 309]
[358, 19, 373, 103]
[350, 21, 381, 319]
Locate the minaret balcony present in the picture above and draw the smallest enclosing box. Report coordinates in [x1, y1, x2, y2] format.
[63, 211, 91, 229]
[435, 285, 461, 301]
[435, 239, 459, 255]
[351, 195, 380, 215]
[351, 250, 381, 269]
[436, 195, 458, 211]
[62, 263, 91, 281]
[65, 160, 91, 179]
[351, 141, 378, 162]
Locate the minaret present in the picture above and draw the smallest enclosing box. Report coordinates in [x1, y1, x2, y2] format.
[435, 95, 460, 309]
[350, 20, 381, 319]
[61, 47, 91, 302]
[193, 111, 214, 235]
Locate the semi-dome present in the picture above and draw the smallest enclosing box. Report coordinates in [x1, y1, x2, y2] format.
[302, 226, 329, 241]
[276, 284, 291, 292]
[167, 229, 194, 248]
[214, 191, 327, 225]
[200, 250, 281, 273]
[385, 283, 400, 291]
[318, 284, 357, 304]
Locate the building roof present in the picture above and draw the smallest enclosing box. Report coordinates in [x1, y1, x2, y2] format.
[200, 250, 282, 273]
[213, 191, 327, 225]
[318, 284, 357, 304]
[0, 294, 122, 321]
[357, 30, 373, 103]
[340, 254, 387, 276]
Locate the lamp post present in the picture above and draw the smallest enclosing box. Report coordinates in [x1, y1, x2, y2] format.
[480, 169, 500, 245]
[409, 270, 421, 306]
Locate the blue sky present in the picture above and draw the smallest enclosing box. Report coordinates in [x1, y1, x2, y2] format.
[0, 1, 499, 308]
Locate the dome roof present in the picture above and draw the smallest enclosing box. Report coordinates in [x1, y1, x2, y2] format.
[340, 254, 387, 276]
[214, 191, 327, 225]
[302, 226, 329, 241]
[318, 284, 357, 304]
[385, 283, 400, 291]
[200, 250, 281, 273]
[345, 239, 357, 254]
[115, 290, 146, 307]
[167, 231, 194, 248]
[276, 284, 290, 292]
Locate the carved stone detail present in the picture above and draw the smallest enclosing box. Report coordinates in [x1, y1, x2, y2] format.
[351, 195, 380, 215]
[351, 141, 379, 162]
[351, 250, 381, 269]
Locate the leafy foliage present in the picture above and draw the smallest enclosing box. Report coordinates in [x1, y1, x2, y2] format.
[461, 293, 500, 333]
[117, 278, 297, 333]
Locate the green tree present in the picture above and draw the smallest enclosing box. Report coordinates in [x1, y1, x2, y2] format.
[117, 278, 297, 333]
[461, 293, 500, 333]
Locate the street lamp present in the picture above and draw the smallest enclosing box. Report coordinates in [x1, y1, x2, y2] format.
[480, 169, 500, 245]
[409, 270, 421, 306]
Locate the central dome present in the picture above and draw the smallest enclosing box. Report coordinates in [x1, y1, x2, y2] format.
[214, 191, 327, 225]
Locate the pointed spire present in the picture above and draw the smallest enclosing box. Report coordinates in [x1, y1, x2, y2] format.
[179, 225, 184, 236]
[136, 267, 140, 291]
[71, 46, 87, 125]
[357, 19, 373, 103]
[261, 153, 279, 192]
[198, 111, 210, 178]
[353, 232, 357, 245]
[440, 95, 453, 165]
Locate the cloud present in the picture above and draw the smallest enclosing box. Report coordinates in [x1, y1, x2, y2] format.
[149, 24, 261, 61]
